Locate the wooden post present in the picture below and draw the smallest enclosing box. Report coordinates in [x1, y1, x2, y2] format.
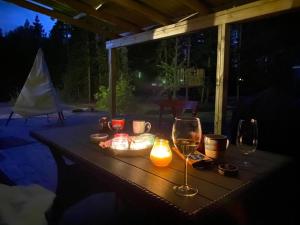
[88, 63, 91, 103]
[108, 48, 117, 117]
[173, 37, 179, 99]
[214, 23, 230, 134]
[87, 34, 91, 104]
[186, 37, 191, 100]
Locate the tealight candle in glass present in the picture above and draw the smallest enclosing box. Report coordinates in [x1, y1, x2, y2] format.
[111, 133, 129, 150]
[150, 139, 172, 167]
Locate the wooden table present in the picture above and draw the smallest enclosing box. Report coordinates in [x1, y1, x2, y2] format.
[30, 124, 295, 224]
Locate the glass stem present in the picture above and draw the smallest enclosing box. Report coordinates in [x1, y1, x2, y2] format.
[184, 157, 188, 186]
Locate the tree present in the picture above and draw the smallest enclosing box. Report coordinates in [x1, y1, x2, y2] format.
[94, 74, 134, 114]
[156, 37, 192, 98]
[238, 11, 300, 95]
[24, 19, 30, 29]
[61, 27, 89, 101]
[95, 45, 135, 113]
[32, 15, 45, 38]
[127, 41, 158, 96]
[45, 21, 70, 88]
[88, 33, 108, 95]
[49, 20, 70, 43]
[2, 22, 41, 101]
[95, 35, 108, 87]
[0, 18, 109, 103]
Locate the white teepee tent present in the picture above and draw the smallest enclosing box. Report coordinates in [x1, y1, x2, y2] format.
[6, 48, 64, 125]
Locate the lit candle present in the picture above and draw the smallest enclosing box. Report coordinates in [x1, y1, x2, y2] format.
[111, 134, 129, 150]
[130, 138, 148, 150]
[150, 139, 172, 167]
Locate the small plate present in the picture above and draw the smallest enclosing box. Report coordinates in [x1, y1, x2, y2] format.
[192, 159, 214, 170]
[90, 133, 109, 144]
[218, 163, 239, 176]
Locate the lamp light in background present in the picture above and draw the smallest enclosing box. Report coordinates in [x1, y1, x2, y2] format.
[150, 139, 172, 167]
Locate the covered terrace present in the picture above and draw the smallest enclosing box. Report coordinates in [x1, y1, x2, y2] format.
[5, 0, 300, 134]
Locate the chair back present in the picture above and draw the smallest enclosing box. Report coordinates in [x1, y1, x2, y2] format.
[157, 99, 199, 127]
[174, 100, 198, 116]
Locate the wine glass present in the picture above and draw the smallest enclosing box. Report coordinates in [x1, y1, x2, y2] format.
[236, 118, 258, 167]
[172, 116, 202, 197]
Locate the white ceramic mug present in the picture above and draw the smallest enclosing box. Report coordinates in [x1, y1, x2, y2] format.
[132, 120, 151, 134]
[204, 134, 229, 161]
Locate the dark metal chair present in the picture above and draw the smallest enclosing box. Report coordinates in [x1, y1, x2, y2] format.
[157, 99, 198, 127]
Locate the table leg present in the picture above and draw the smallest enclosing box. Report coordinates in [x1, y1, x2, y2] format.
[46, 149, 70, 224]
[47, 148, 107, 224]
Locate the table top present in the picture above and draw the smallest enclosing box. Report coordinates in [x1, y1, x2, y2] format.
[30, 123, 292, 221]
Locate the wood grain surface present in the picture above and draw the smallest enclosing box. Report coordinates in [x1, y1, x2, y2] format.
[30, 123, 292, 220]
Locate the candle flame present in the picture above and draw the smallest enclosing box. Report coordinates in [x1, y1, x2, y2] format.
[150, 139, 172, 167]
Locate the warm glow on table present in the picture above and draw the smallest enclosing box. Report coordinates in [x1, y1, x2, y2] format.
[150, 139, 172, 167]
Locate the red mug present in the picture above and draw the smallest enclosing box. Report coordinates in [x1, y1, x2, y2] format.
[108, 119, 125, 132]
[114, 133, 129, 138]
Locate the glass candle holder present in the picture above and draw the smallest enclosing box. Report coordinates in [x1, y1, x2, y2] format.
[130, 137, 148, 150]
[150, 139, 172, 167]
[111, 133, 129, 150]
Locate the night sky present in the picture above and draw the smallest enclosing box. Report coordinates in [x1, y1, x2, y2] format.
[0, 0, 55, 36]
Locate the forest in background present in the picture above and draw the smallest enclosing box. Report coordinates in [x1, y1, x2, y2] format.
[0, 15, 218, 110]
[0, 11, 300, 110]
[0, 16, 109, 103]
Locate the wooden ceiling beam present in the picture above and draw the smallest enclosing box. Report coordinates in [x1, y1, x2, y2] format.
[34, 0, 75, 15]
[55, 0, 140, 33]
[177, 0, 210, 14]
[6, 0, 116, 37]
[106, 0, 300, 49]
[111, 0, 171, 25]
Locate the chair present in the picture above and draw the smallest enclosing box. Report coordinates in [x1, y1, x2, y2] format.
[179, 100, 198, 116]
[157, 99, 198, 126]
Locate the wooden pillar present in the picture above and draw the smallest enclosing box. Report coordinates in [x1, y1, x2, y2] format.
[108, 48, 117, 117]
[214, 23, 230, 134]
[87, 33, 91, 104]
[87, 54, 91, 103]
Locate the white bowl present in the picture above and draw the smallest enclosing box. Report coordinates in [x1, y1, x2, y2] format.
[90, 133, 109, 144]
